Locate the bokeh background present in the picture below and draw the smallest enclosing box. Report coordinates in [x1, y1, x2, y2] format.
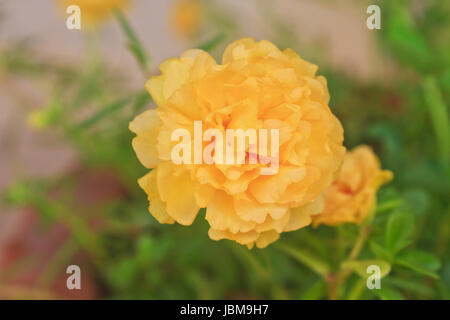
[0, 0, 449, 299]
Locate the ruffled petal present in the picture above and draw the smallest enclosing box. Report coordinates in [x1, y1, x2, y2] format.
[130, 109, 161, 168]
[156, 161, 200, 225]
[137, 170, 175, 224]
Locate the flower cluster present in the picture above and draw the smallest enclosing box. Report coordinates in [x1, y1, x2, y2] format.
[131, 38, 391, 248]
[313, 145, 393, 226]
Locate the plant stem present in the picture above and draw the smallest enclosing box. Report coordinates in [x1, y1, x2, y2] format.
[349, 225, 371, 261]
[327, 224, 372, 300]
[277, 243, 330, 277]
[114, 9, 150, 76]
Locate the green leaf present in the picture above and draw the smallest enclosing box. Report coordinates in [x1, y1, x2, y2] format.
[370, 241, 393, 262]
[396, 250, 441, 279]
[375, 287, 405, 300]
[375, 198, 404, 214]
[366, 123, 403, 168]
[109, 258, 137, 289]
[300, 278, 326, 300]
[137, 235, 154, 265]
[384, 3, 431, 71]
[341, 259, 391, 279]
[277, 243, 330, 277]
[423, 76, 450, 170]
[402, 188, 430, 217]
[385, 210, 414, 255]
[389, 277, 434, 297]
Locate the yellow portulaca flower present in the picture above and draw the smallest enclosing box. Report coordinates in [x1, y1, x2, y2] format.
[170, 0, 204, 38]
[130, 38, 346, 248]
[58, 0, 131, 28]
[313, 145, 393, 226]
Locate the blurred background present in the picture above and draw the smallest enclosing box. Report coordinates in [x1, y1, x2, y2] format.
[0, 0, 449, 299]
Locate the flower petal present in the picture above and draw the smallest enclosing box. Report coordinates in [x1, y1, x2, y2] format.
[157, 161, 200, 225]
[130, 109, 161, 169]
[137, 170, 175, 224]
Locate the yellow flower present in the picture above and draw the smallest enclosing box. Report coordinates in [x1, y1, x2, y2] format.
[313, 145, 393, 226]
[170, 0, 204, 38]
[130, 38, 346, 248]
[58, 0, 131, 28]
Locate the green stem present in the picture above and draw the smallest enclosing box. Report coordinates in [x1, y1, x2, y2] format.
[328, 224, 372, 300]
[277, 243, 330, 277]
[114, 9, 150, 76]
[349, 225, 371, 261]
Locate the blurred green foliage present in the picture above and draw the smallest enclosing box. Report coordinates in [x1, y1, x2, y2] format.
[1, 0, 449, 299]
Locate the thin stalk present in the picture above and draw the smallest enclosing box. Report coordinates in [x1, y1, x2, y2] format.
[328, 224, 372, 300]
